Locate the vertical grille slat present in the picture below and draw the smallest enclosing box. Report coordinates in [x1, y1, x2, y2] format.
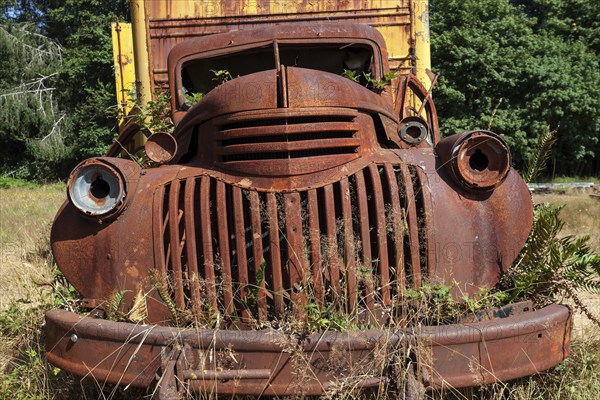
[266, 193, 285, 317]
[368, 164, 391, 306]
[384, 164, 406, 298]
[323, 184, 341, 302]
[400, 164, 422, 288]
[415, 167, 435, 277]
[284, 192, 307, 319]
[153, 185, 167, 277]
[155, 162, 432, 327]
[168, 179, 186, 309]
[354, 169, 376, 313]
[183, 177, 202, 319]
[339, 177, 357, 313]
[199, 176, 218, 313]
[232, 186, 251, 322]
[249, 191, 267, 322]
[307, 189, 324, 306]
[216, 181, 235, 319]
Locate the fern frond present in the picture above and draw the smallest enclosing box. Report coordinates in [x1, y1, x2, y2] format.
[506, 201, 600, 309]
[104, 289, 127, 321]
[149, 269, 179, 325]
[523, 127, 558, 183]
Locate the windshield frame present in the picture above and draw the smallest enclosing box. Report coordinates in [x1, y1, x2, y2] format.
[172, 37, 385, 111]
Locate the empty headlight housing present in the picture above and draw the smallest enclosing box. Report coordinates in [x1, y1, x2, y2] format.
[67, 158, 129, 217]
[436, 130, 511, 191]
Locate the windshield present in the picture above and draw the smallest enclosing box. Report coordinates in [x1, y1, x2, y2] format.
[179, 42, 376, 108]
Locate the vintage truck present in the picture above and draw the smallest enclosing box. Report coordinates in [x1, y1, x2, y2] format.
[45, 1, 572, 399]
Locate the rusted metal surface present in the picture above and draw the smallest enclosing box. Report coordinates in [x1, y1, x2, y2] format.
[48, 16, 567, 398]
[437, 130, 511, 191]
[142, 1, 416, 93]
[45, 304, 571, 397]
[145, 132, 178, 163]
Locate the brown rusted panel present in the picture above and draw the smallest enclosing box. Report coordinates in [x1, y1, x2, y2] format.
[354, 169, 375, 313]
[266, 192, 285, 317]
[216, 181, 234, 319]
[339, 177, 357, 313]
[168, 179, 185, 309]
[45, 305, 571, 396]
[199, 176, 218, 313]
[153, 185, 167, 277]
[218, 121, 358, 140]
[423, 305, 571, 389]
[216, 154, 360, 178]
[323, 184, 340, 302]
[249, 191, 267, 322]
[384, 164, 406, 297]
[216, 137, 361, 156]
[426, 166, 533, 296]
[284, 192, 307, 319]
[307, 189, 324, 306]
[183, 177, 202, 319]
[155, 19, 399, 98]
[400, 164, 421, 288]
[232, 186, 251, 322]
[368, 164, 391, 305]
[415, 167, 435, 277]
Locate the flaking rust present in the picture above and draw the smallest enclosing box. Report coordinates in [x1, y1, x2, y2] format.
[46, 1, 570, 399]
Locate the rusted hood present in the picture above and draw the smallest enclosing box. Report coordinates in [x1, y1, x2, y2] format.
[172, 66, 395, 163]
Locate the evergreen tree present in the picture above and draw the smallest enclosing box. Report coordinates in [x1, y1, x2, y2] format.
[0, 19, 71, 179]
[431, 0, 599, 176]
[1, 0, 128, 179]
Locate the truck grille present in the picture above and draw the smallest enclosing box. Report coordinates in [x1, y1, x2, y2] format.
[153, 163, 434, 326]
[212, 111, 361, 174]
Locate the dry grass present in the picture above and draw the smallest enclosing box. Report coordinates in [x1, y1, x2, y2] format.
[532, 191, 600, 253]
[0, 184, 64, 310]
[0, 184, 599, 399]
[0, 184, 71, 399]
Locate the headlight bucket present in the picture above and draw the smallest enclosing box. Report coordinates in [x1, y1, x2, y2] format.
[67, 158, 140, 219]
[436, 130, 511, 191]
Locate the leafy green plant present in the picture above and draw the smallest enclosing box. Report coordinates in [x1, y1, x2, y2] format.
[363, 70, 401, 90]
[210, 68, 236, 85]
[184, 91, 204, 106]
[341, 69, 361, 83]
[342, 69, 400, 90]
[133, 92, 175, 135]
[305, 298, 349, 332]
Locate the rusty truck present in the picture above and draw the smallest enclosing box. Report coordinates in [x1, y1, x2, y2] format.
[45, 1, 572, 398]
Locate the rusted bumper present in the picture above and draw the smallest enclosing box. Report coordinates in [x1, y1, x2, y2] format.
[45, 305, 571, 396]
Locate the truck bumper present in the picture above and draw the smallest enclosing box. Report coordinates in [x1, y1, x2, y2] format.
[45, 304, 571, 398]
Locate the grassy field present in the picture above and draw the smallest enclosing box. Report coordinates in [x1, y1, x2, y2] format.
[532, 191, 600, 253]
[0, 183, 598, 399]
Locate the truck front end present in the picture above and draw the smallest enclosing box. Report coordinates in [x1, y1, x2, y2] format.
[45, 23, 571, 399]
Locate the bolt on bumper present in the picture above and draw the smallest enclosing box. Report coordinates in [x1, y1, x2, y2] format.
[45, 304, 571, 398]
